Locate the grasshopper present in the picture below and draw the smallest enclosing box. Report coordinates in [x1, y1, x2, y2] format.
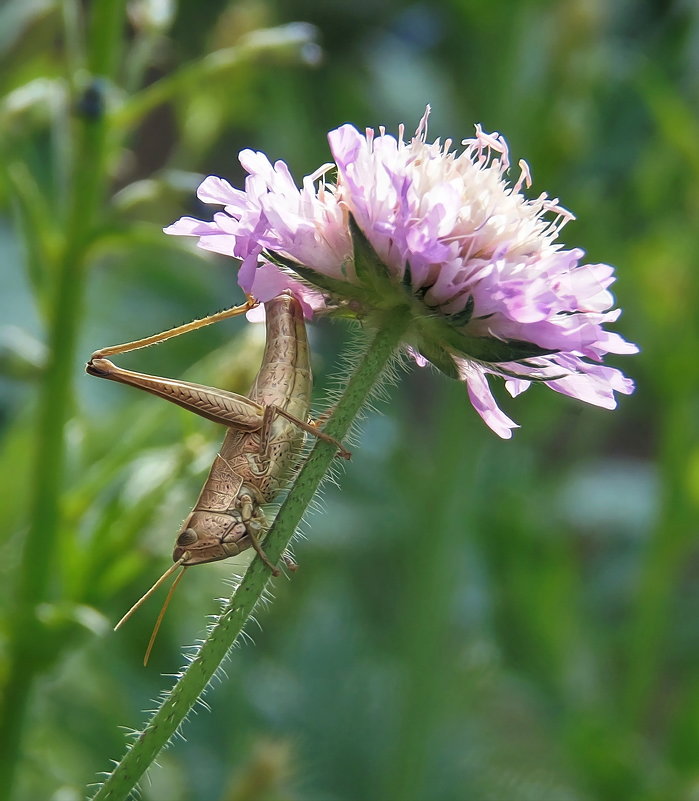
[86, 292, 348, 661]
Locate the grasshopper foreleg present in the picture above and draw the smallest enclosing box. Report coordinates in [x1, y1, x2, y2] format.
[231, 489, 298, 576]
[237, 492, 281, 576]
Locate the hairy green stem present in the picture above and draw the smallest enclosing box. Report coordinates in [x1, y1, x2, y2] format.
[90, 312, 409, 801]
[0, 3, 126, 798]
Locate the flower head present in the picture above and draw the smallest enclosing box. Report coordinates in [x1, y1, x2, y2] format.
[166, 108, 637, 438]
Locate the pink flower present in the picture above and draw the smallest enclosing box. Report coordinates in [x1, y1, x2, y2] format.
[165, 108, 637, 439]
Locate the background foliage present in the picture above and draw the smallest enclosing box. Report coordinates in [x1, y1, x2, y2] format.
[0, 1, 697, 799]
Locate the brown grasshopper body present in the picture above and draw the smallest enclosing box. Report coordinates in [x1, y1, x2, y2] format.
[87, 291, 346, 659]
[87, 292, 345, 573]
[172, 293, 312, 565]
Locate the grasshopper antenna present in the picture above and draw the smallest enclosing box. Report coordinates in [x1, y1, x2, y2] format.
[114, 554, 189, 632]
[143, 565, 187, 667]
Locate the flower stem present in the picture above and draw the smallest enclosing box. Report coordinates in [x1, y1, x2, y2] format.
[90, 312, 410, 801]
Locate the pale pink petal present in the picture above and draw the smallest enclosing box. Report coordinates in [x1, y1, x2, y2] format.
[197, 175, 241, 205]
[505, 378, 531, 398]
[406, 347, 429, 368]
[196, 234, 238, 257]
[249, 262, 326, 318]
[455, 360, 519, 439]
[164, 216, 221, 236]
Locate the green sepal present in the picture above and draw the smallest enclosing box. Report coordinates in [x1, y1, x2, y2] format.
[265, 249, 374, 306]
[402, 260, 413, 289]
[448, 332, 556, 363]
[420, 317, 557, 364]
[414, 282, 431, 301]
[414, 340, 461, 380]
[445, 295, 474, 327]
[349, 213, 394, 292]
[488, 363, 566, 383]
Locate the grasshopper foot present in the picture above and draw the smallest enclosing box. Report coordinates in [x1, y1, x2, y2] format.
[282, 553, 298, 572]
[247, 530, 281, 576]
[269, 405, 351, 459]
[307, 419, 351, 460]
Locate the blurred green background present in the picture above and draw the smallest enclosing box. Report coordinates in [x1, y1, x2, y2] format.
[1, 1, 697, 799]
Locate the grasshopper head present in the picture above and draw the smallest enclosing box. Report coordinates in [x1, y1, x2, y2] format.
[172, 511, 249, 565]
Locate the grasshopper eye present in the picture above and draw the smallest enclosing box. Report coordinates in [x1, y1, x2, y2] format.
[177, 528, 198, 546]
